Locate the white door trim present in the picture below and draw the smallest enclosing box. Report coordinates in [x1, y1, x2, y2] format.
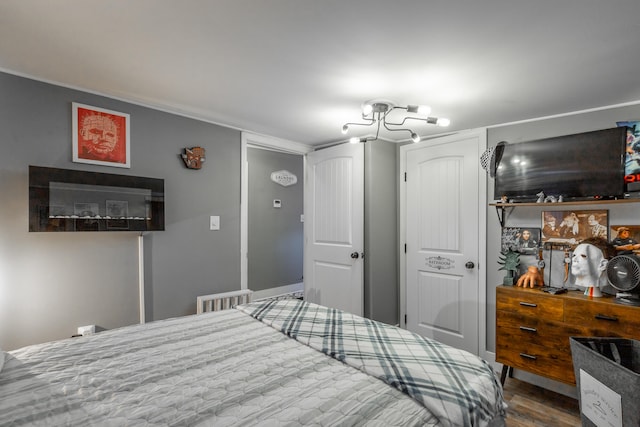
[240, 132, 312, 290]
[399, 128, 488, 357]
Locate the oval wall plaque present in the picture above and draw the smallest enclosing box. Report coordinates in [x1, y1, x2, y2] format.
[270, 170, 298, 187]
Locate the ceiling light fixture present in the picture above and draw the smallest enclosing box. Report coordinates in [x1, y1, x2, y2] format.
[342, 99, 450, 144]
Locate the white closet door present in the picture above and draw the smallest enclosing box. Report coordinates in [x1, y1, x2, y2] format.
[304, 143, 364, 316]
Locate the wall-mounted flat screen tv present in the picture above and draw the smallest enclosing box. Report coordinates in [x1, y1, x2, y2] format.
[494, 127, 627, 202]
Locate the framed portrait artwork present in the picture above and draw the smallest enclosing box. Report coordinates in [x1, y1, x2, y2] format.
[501, 227, 541, 254]
[541, 209, 609, 244]
[610, 225, 640, 254]
[72, 102, 130, 168]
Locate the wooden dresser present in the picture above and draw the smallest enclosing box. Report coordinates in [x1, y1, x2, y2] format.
[496, 285, 640, 385]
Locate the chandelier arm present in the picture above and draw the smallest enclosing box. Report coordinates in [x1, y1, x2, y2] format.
[384, 116, 439, 127]
[342, 117, 376, 129]
[382, 121, 415, 136]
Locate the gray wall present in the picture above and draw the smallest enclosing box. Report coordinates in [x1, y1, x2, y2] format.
[485, 103, 640, 352]
[364, 140, 398, 325]
[247, 148, 303, 291]
[0, 72, 242, 350]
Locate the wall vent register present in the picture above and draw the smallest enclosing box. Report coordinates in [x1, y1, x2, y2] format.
[29, 165, 164, 232]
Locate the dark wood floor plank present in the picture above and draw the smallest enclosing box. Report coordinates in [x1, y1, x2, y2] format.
[502, 377, 581, 426]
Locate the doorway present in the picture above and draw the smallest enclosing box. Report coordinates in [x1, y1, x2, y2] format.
[240, 133, 312, 299]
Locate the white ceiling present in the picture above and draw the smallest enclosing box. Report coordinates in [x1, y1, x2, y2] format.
[2, 0, 640, 146]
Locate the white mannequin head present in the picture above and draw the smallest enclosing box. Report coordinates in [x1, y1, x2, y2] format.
[570, 237, 616, 297]
[571, 244, 607, 286]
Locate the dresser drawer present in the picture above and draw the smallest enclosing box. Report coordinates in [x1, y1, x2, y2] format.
[495, 341, 575, 384]
[564, 299, 640, 337]
[496, 287, 564, 321]
[496, 311, 577, 351]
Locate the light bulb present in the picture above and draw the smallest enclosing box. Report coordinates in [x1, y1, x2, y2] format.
[410, 133, 420, 143]
[342, 124, 349, 134]
[417, 105, 431, 115]
[362, 103, 373, 116]
[349, 137, 360, 144]
[437, 118, 450, 127]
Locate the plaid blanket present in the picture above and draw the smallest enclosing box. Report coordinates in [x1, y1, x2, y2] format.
[237, 299, 506, 427]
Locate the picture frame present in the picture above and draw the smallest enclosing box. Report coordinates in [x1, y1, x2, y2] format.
[616, 120, 640, 184]
[106, 200, 129, 230]
[541, 209, 609, 244]
[610, 225, 640, 254]
[501, 227, 541, 254]
[72, 102, 130, 168]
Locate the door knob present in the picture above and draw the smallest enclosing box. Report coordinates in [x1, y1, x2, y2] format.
[350, 252, 360, 259]
[465, 261, 475, 269]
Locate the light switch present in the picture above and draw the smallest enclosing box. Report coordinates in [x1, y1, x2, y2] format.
[210, 215, 220, 230]
[273, 199, 282, 208]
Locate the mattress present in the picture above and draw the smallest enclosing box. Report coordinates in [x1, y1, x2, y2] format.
[1, 299, 506, 426]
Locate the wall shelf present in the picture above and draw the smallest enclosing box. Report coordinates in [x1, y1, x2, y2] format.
[489, 198, 638, 227]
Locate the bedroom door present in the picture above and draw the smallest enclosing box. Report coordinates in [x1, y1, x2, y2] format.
[404, 130, 485, 354]
[304, 143, 364, 316]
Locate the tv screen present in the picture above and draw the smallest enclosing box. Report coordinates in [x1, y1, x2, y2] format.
[494, 127, 627, 202]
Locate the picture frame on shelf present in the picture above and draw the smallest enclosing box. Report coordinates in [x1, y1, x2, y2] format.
[541, 209, 609, 245]
[72, 102, 130, 168]
[610, 225, 640, 254]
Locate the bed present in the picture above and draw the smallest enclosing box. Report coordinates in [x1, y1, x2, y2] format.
[0, 299, 506, 426]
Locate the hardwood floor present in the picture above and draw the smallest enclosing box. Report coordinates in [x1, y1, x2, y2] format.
[502, 378, 581, 426]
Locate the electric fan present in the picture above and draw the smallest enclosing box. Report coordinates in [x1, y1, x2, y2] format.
[605, 254, 640, 305]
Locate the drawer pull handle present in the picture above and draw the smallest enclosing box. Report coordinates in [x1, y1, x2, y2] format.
[519, 302, 537, 307]
[519, 353, 537, 360]
[595, 314, 619, 322]
[519, 326, 537, 333]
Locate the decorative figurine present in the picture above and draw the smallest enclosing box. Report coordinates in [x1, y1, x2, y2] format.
[516, 265, 544, 288]
[536, 191, 545, 203]
[498, 250, 521, 285]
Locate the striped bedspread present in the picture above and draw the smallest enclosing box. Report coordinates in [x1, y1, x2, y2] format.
[238, 299, 506, 426]
[1, 299, 505, 426]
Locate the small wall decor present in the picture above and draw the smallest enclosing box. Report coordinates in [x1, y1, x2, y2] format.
[72, 102, 130, 168]
[541, 209, 609, 245]
[181, 146, 206, 169]
[501, 227, 540, 254]
[617, 120, 640, 183]
[270, 170, 297, 187]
